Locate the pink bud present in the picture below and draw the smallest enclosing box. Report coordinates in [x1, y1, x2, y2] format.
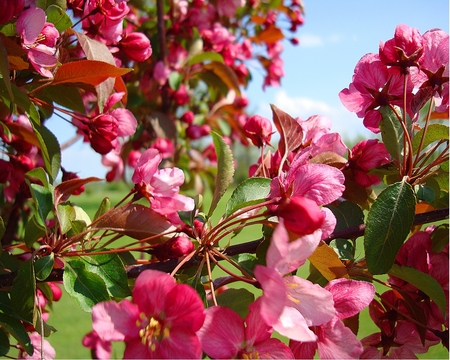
[181, 111, 195, 125]
[120, 32, 152, 62]
[152, 236, 194, 261]
[186, 124, 211, 140]
[277, 196, 325, 236]
[243, 115, 273, 147]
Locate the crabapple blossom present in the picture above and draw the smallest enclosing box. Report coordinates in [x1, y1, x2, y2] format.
[254, 220, 336, 341]
[290, 278, 376, 359]
[16, 8, 59, 78]
[198, 298, 294, 358]
[119, 32, 152, 62]
[347, 139, 390, 187]
[82, 330, 112, 360]
[131, 148, 194, 216]
[379, 24, 424, 73]
[18, 332, 56, 360]
[91, 270, 205, 359]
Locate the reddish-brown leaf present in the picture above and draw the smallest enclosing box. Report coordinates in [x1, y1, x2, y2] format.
[251, 26, 284, 45]
[271, 104, 303, 158]
[54, 177, 102, 204]
[52, 60, 132, 87]
[114, 76, 128, 106]
[5, 122, 40, 147]
[92, 203, 176, 242]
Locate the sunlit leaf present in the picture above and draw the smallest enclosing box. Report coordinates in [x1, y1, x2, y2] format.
[92, 203, 176, 241]
[203, 62, 241, 95]
[188, 52, 224, 66]
[225, 177, 271, 218]
[54, 177, 102, 204]
[34, 253, 54, 281]
[412, 124, 449, 154]
[251, 26, 284, 44]
[81, 254, 131, 298]
[364, 179, 416, 274]
[52, 60, 131, 87]
[29, 183, 53, 226]
[208, 132, 235, 217]
[46, 4, 72, 31]
[271, 104, 303, 160]
[63, 258, 111, 312]
[94, 197, 111, 221]
[308, 242, 349, 281]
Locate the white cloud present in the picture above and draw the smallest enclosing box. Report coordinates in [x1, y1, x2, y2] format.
[299, 34, 324, 47]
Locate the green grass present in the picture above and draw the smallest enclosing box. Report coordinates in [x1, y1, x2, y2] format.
[45, 183, 448, 359]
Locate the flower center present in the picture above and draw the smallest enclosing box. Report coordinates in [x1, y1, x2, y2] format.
[138, 316, 170, 352]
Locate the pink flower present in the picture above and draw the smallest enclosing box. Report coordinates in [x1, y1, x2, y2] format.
[339, 53, 414, 133]
[254, 220, 336, 341]
[16, 8, 59, 78]
[151, 138, 175, 159]
[290, 278, 375, 359]
[243, 115, 273, 147]
[132, 148, 194, 216]
[82, 0, 130, 44]
[153, 61, 171, 85]
[216, 0, 245, 17]
[92, 269, 205, 359]
[379, 24, 424, 73]
[18, 332, 55, 360]
[120, 32, 152, 62]
[198, 298, 294, 359]
[82, 330, 112, 360]
[348, 139, 390, 187]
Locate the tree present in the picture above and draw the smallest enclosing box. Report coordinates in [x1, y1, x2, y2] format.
[0, 1, 448, 358]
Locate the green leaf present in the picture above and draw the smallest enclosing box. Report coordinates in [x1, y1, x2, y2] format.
[94, 197, 111, 221]
[431, 224, 449, 253]
[329, 239, 355, 260]
[0, 327, 10, 356]
[208, 132, 234, 217]
[46, 5, 72, 31]
[209, 288, 255, 319]
[81, 254, 131, 298]
[188, 52, 224, 66]
[230, 253, 258, 277]
[379, 105, 412, 163]
[29, 184, 53, 226]
[10, 259, 36, 323]
[0, 313, 32, 355]
[63, 259, 111, 312]
[26, 167, 50, 189]
[0, 251, 20, 273]
[225, 177, 271, 218]
[36, 0, 66, 9]
[364, 179, 416, 274]
[5, 83, 40, 125]
[30, 123, 61, 183]
[168, 72, 183, 90]
[57, 203, 76, 234]
[34, 254, 54, 281]
[388, 264, 447, 316]
[412, 124, 449, 154]
[24, 215, 46, 249]
[327, 201, 365, 231]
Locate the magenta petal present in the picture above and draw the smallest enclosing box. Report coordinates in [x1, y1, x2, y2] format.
[197, 306, 244, 359]
[157, 328, 203, 359]
[131, 149, 162, 184]
[254, 265, 287, 326]
[325, 278, 375, 319]
[164, 284, 205, 332]
[253, 338, 295, 359]
[245, 298, 273, 345]
[92, 300, 140, 341]
[132, 269, 176, 315]
[110, 108, 137, 137]
[17, 8, 46, 44]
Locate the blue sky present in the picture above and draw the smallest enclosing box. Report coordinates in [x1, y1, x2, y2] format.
[47, 0, 449, 178]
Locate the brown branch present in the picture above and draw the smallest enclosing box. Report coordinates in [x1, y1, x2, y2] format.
[0, 208, 447, 288]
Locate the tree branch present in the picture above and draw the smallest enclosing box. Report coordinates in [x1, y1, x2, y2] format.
[0, 208, 447, 287]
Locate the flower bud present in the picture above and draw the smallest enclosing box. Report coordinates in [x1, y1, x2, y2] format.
[120, 32, 152, 62]
[243, 115, 273, 147]
[277, 196, 324, 236]
[152, 236, 194, 261]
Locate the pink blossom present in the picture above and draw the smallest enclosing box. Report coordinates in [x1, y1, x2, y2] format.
[120, 32, 152, 62]
[172, 84, 190, 105]
[92, 269, 205, 359]
[18, 332, 55, 360]
[153, 61, 171, 85]
[132, 148, 194, 216]
[379, 24, 424, 73]
[151, 138, 175, 159]
[290, 278, 375, 359]
[82, 0, 130, 44]
[339, 53, 414, 133]
[102, 149, 124, 182]
[198, 298, 294, 358]
[217, 0, 245, 17]
[254, 220, 336, 341]
[82, 330, 112, 359]
[348, 139, 390, 187]
[16, 8, 59, 78]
